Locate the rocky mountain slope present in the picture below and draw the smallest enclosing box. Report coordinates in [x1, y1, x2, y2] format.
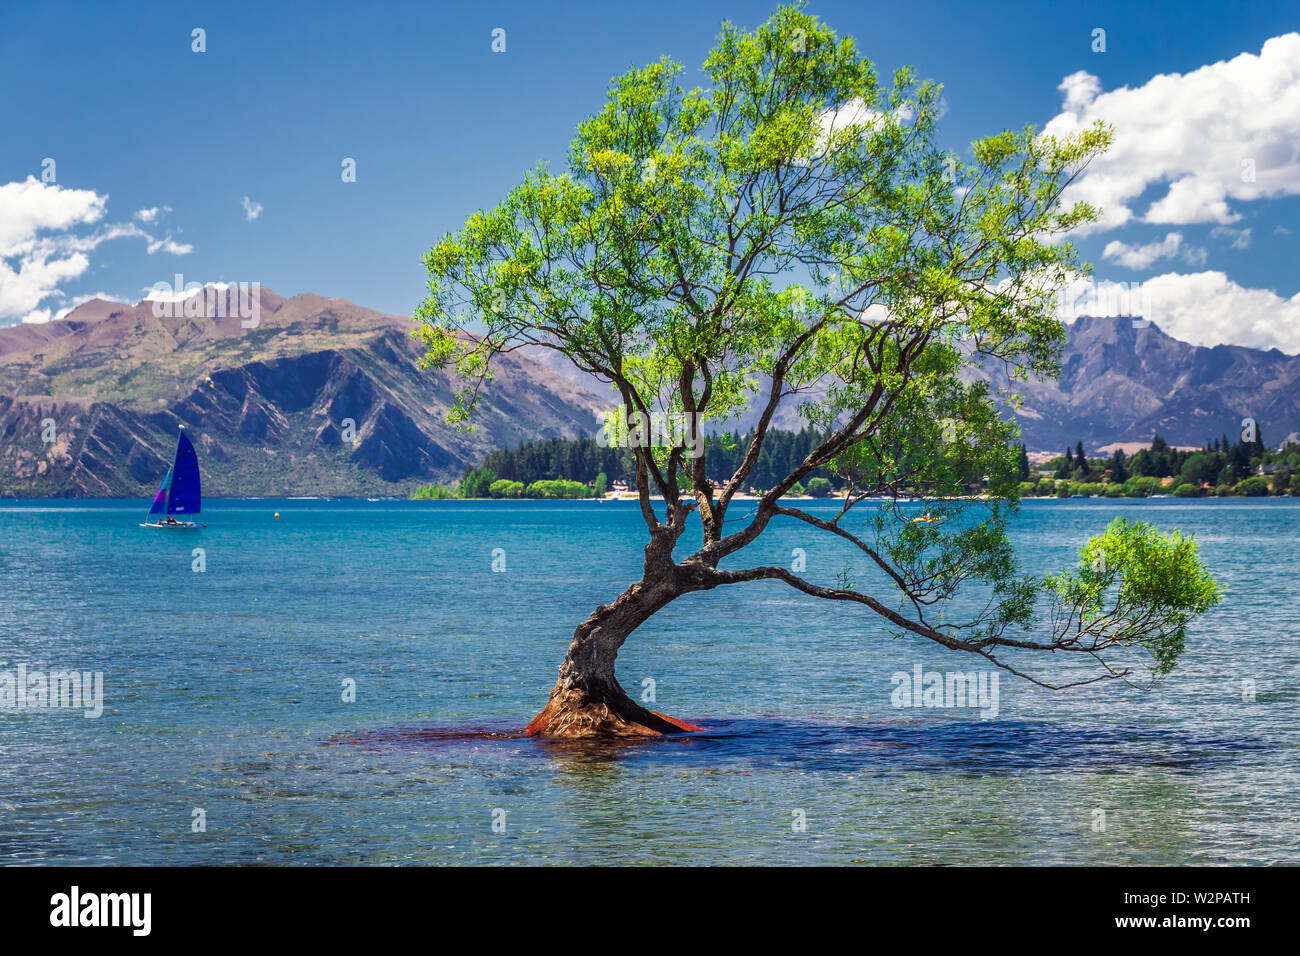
[1, 294, 1295, 499]
[0, 288, 607, 497]
[973, 316, 1300, 451]
[540, 314, 1300, 451]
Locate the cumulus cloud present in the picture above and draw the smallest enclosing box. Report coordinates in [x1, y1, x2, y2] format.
[0, 177, 191, 324]
[0, 177, 105, 254]
[241, 196, 263, 221]
[1043, 33, 1300, 234]
[1059, 271, 1300, 354]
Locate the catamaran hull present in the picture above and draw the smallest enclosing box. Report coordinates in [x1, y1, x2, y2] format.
[139, 522, 204, 529]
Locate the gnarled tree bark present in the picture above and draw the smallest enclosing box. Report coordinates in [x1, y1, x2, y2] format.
[525, 576, 705, 737]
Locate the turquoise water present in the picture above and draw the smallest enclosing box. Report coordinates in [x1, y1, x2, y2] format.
[0, 497, 1295, 865]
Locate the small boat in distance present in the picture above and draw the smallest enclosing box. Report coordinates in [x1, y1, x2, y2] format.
[141, 428, 205, 529]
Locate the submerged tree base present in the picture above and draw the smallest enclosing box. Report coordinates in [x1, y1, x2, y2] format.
[525, 676, 703, 738]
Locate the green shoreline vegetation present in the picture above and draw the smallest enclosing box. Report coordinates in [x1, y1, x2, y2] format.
[414, 428, 1300, 500]
[1017, 429, 1300, 499]
[413, 429, 837, 499]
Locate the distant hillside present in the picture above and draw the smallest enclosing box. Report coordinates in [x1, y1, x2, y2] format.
[539, 313, 1300, 452]
[973, 315, 1300, 451]
[0, 287, 605, 497]
[2, 293, 1296, 498]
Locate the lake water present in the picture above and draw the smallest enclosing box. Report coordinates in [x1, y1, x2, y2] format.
[0, 497, 1296, 865]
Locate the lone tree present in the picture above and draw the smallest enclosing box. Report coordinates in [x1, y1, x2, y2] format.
[416, 6, 1222, 737]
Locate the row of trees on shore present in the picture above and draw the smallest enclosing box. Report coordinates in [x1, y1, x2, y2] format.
[413, 429, 837, 499]
[1016, 428, 1300, 497]
[415, 426, 1300, 500]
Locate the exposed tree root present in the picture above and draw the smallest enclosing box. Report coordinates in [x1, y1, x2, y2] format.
[526, 673, 702, 738]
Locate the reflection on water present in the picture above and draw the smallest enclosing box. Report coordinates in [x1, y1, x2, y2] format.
[334, 717, 1263, 775]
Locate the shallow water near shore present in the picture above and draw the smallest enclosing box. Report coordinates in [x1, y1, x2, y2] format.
[0, 497, 1296, 864]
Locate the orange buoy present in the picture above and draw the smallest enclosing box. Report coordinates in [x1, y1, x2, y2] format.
[274, 512, 280, 519]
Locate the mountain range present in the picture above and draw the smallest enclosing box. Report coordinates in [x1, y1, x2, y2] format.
[974, 315, 1300, 452]
[0, 291, 1295, 498]
[0, 287, 605, 497]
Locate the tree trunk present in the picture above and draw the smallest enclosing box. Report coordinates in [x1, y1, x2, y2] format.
[525, 576, 704, 738]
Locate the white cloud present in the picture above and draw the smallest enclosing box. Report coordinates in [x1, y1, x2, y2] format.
[241, 196, 263, 221]
[1102, 232, 1188, 269]
[0, 177, 192, 324]
[1061, 271, 1300, 354]
[142, 280, 239, 304]
[134, 205, 167, 224]
[0, 178, 107, 322]
[143, 286, 191, 303]
[811, 99, 913, 162]
[819, 98, 911, 135]
[1211, 225, 1252, 249]
[146, 236, 193, 255]
[1143, 272, 1300, 353]
[1043, 33, 1300, 234]
[0, 177, 105, 255]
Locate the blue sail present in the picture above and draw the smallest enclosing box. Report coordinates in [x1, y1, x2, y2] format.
[149, 468, 171, 515]
[166, 432, 202, 515]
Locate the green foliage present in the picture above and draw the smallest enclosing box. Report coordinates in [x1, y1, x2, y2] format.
[482, 435, 634, 486]
[1122, 475, 1160, 497]
[708, 428, 836, 491]
[1178, 452, 1218, 488]
[805, 476, 833, 498]
[1046, 518, 1223, 677]
[594, 472, 608, 497]
[410, 5, 1225, 692]
[1172, 483, 1201, 498]
[489, 478, 526, 498]
[1233, 476, 1270, 497]
[1108, 448, 1129, 483]
[457, 466, 498, 499]
[412, 483, 457, 500]
[475, 427, 834, 491]
[417, 3, 1110, 465]
[525, 478, 590, 499]
[1053, 448, 1072, 479]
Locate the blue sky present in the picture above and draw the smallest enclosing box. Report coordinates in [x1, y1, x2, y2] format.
[2, 0, 1298, 350]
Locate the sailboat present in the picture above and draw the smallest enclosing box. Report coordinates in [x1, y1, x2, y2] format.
[141, 428, 205, 529]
